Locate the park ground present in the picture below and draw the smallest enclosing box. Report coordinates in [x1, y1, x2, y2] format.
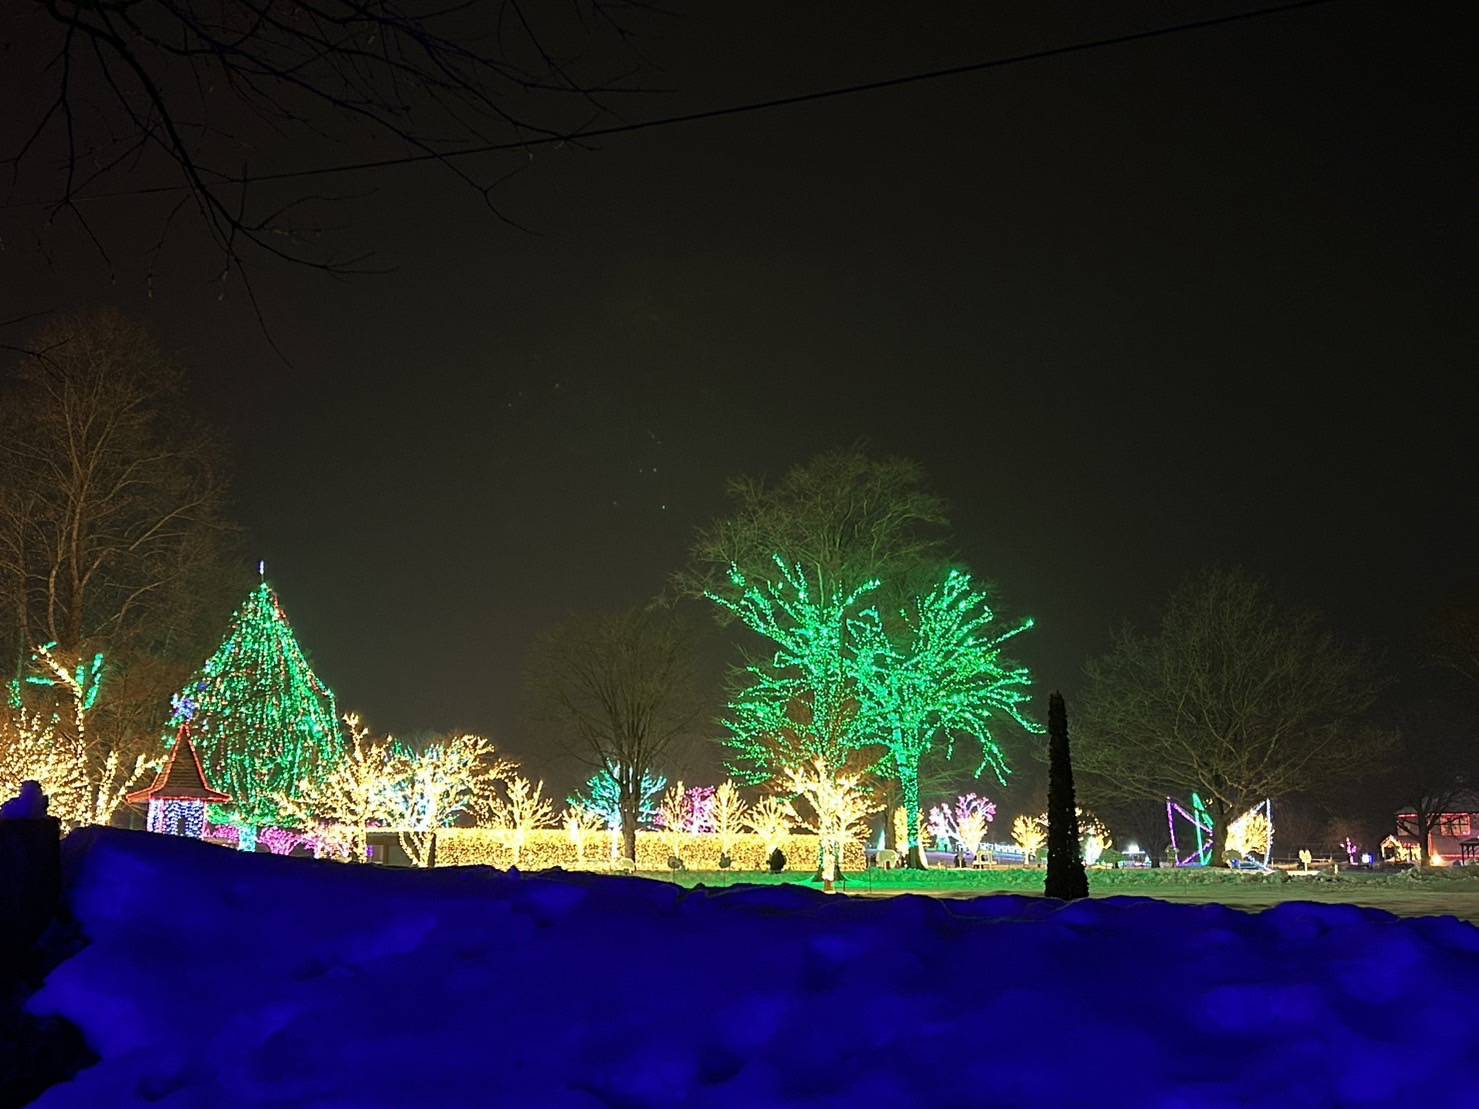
[641, 866, 1479, 922]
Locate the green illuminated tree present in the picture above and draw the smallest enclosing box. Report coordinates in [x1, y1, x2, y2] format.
[708, 557, 881, 784]
[685, 447, 954, 799]
[851, 569, 1040, 867]
[166, 577, 343, 848]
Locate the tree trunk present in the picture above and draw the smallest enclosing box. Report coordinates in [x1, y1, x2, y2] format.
[1212, 800, 1232, 867]
[1416, 811, 1433, 866]
[619, 794, 638, 864]
[901, 759, 925, 870]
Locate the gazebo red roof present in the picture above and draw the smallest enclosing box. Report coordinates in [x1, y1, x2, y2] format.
[127, 725, 231, 805]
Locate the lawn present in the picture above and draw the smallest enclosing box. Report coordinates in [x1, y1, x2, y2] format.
[641, 866, 1479, 922]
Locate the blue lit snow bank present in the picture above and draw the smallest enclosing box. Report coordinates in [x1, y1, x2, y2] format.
[26, 829, 1479, 1106]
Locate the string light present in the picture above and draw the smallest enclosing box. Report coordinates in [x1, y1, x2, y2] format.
[273, 714, 403, 863]
[434, 828, 861, 872]
[783, 758, 881, 887]
[3, 644, 155, 828]
[852, 569, 1039, 865]
[1225, 800, 1274, 869]
[1167, 793, 1215, 867]
[563, 805, 605, 864]
[744, 796, 797, 858]
[384, 733, 512, 867]
[928, 793, 997, 860]
[707, 557, 881, 783]
[712, 781, 750, 860]
[566, 767, 666, 842]
[165, 579, 344, 847]
[1011, 815, 1045, 864]
[487, 775, 555, 866]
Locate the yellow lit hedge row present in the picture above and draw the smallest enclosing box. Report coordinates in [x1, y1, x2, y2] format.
[435, 829, 865, 872]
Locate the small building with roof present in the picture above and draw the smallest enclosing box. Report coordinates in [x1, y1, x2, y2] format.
[127, 723, 231, 839]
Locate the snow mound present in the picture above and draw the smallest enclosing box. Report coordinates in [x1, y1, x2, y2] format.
[26, 828, 1479, 1106]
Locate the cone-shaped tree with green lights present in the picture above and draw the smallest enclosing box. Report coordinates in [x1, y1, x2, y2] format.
[852, 569, 1040, 868]
[164, 576, 343, 850]
[1044, 691, 1089, 900]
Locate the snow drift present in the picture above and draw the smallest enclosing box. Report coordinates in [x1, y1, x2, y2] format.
[26, 828, 1479, 1106]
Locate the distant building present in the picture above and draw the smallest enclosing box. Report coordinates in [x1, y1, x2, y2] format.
[1386, 789, 1479, 864]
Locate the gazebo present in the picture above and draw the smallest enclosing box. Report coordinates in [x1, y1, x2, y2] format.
[127, 723, 231, 839]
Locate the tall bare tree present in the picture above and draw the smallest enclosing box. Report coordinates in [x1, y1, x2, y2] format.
[1, 309, 239, 812]
[1075, 567, 1387, 863]
[677, 445, 951, 610]
[1431, 592, 1479, 691]
[525, 605, 702, 861]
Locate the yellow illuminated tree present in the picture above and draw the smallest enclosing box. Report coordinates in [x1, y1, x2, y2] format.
[487, 775, 555, 867]
[785, 758, 881, 882]
[2, 645, 156, 828]
[712, 780, 750, 861]
[563, 805, 605, 866]
[657, 781, 688, 865]
[274, 714, 402, 862]
[1012, 815, 1045, 864]
[386, 733, 511, 867]
[744, 795, 797, 860]
[1036, 805, 1111, 865]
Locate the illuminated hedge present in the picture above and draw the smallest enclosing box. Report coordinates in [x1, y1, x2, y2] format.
[435, 829, 864, 872]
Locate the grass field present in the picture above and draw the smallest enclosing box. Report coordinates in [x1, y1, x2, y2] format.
[636, 866, 1479, 922]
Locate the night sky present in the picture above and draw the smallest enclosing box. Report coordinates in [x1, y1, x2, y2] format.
[3, 2, 1474, 788]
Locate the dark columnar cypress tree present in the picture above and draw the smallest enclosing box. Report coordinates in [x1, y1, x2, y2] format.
[1044, 691, 1089, 901]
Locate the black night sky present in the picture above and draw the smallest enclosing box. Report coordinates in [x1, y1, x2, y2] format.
[3, 1, 1475, 785]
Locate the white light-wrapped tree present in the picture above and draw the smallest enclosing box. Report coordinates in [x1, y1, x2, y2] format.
[274, 714, 401, 862]
[386, 733, 511, 868]
[712, 780, 749, 865]
[657, 781, 688, 867]
[744, 795, 797, 864]
[785, 757, 881, 887]
[563, 805, 605, 867]
[929, 793, 996, 861]
[1036, 806, 1111, 866]
[3, 646, 157, 829]
[487, 775, 555, 867]
[1012, 815, 1045, 864]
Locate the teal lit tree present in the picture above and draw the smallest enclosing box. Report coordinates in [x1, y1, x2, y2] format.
[166, 577, 343, 849]
[852, 569, 1040, 868]
[567, 767, 666, 832]
[708, 556, 881, 784]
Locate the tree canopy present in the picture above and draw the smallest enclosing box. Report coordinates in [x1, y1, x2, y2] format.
[1075, 567, 1386, 861]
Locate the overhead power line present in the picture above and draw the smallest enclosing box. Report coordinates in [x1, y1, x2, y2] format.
[4, 0, 1341, 205]
[250, 0, 1342, 185]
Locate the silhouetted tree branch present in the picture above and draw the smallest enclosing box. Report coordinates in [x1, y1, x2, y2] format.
[3, 0, 654, 295]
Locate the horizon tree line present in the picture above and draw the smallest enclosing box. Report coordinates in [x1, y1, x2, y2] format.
[3, 310, 1475, 868]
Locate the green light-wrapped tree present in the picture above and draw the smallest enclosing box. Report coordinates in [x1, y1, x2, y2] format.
[165, 577, 343, 850]
[707, 557, 881, 784]
[852, 569, 1040, 868]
